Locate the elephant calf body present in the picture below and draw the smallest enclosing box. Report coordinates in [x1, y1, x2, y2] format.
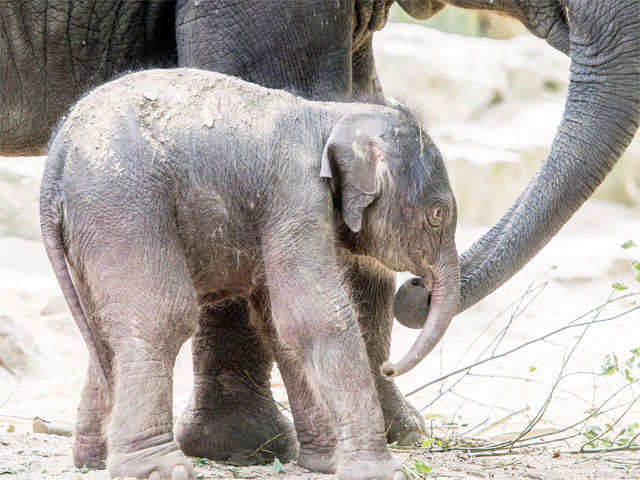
[40, 69, 459, 480]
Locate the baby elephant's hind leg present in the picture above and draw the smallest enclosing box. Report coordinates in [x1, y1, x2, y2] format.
[104, 282, 197, 480]
[80, 223, 198, 480]
[74, 359, 111, 469]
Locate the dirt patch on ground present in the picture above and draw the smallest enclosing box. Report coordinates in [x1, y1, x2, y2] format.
[1, 427, 639, 479]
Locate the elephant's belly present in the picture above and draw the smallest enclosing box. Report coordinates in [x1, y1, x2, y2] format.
[189, 253, 265, 307]
[177, 218, 265, 306]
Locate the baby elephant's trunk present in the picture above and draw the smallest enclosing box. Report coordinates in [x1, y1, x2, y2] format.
[381, 241, 460, 378]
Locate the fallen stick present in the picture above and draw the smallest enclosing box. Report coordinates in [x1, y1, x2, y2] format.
[32, 417, 72, 437]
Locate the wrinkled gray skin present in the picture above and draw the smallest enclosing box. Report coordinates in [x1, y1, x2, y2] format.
[40, 69, 459, 480]
[393, 0, 640, 328]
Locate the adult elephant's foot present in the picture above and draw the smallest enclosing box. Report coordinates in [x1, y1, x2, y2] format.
[378, 379, 426, 445]
[175, 394, 297, 465]
[107, 443, 194, 480]
[73, 433, 107, 470]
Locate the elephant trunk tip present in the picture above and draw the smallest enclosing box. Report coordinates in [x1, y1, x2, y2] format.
[380, 360, 398, 379]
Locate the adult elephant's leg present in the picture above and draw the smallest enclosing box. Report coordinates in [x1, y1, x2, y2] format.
[352, 34, 385, 104]
[175, 0, 352, 100]
[175, 299, 297, 465]
[73, 359, 111, 469]
[344, 255, 426, 445]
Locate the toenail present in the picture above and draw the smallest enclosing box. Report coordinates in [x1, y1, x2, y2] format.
[172, 465, 189, 480]
[148, 472, 160, 480]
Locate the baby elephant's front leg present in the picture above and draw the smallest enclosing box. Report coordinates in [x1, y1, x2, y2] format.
[263, 238, 406, 480]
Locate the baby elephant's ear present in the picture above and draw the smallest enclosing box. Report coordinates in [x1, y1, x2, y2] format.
[320, 113, 385, 233]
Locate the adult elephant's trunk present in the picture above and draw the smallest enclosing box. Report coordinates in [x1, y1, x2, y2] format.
[395, 0, 445, 20]
[381, 240, 459, 378]
[394, 0, 640, 321]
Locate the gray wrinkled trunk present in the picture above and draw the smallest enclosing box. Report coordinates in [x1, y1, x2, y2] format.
[382, 240, 459, 378]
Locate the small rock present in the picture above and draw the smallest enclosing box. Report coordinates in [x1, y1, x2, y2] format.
[40, 296, 68, 316]
[143, 89, 158, 101]
[202, 108, 214, 128]
[0, 314, 40, 373]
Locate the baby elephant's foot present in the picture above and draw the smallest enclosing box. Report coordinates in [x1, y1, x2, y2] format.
[73, 432, 107, 469]
[338, 458, 407, 480]
[175, 397, 297, 465]
[107, 443, 194, 480]
[296, 445, 337, 474]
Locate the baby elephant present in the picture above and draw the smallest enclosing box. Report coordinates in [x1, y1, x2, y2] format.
[40, 69, 459, 480]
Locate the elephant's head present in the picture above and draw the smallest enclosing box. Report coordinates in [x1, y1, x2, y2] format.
[321, 109, 459, 377]
[393, 0, 640, 325]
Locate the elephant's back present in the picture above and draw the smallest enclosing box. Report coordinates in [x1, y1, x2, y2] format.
[56, 69, 305, 169]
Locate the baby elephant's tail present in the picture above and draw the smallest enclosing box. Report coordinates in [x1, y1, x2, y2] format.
[40, 166, 111, 401]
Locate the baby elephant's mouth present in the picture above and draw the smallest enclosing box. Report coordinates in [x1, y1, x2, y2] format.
[410, 268, 434, 291]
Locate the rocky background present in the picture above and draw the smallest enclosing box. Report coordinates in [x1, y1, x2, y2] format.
[1, 9, 639, 479]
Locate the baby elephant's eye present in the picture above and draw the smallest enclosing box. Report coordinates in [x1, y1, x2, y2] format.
[427, 206, 445, 227]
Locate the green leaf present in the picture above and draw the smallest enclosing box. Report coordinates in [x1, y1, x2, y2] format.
[625, 368, 635, 383]
[389, 441, 398, 448]
[601, 353, 619, 376]
[602, 365, 616, 376]
[632, 261, 640, 282]
[529, 365, 537, 373]
[6, 425, 14, 433]
[412, 461, 432, 473]
[621, 240, 636, 249]
[612, 282, 629, 291]
[273, 457, 284, 474]
[421, 439, 433, 448]
[423, 413, 444, 419]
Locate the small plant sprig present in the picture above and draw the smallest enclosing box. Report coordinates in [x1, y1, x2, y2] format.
[613, 240, 639, 291]
[584, 422, 640, 449]
[601, 348, 640, 382]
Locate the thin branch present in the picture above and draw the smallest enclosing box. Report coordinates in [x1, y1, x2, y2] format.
[406, 303, 640, 398]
